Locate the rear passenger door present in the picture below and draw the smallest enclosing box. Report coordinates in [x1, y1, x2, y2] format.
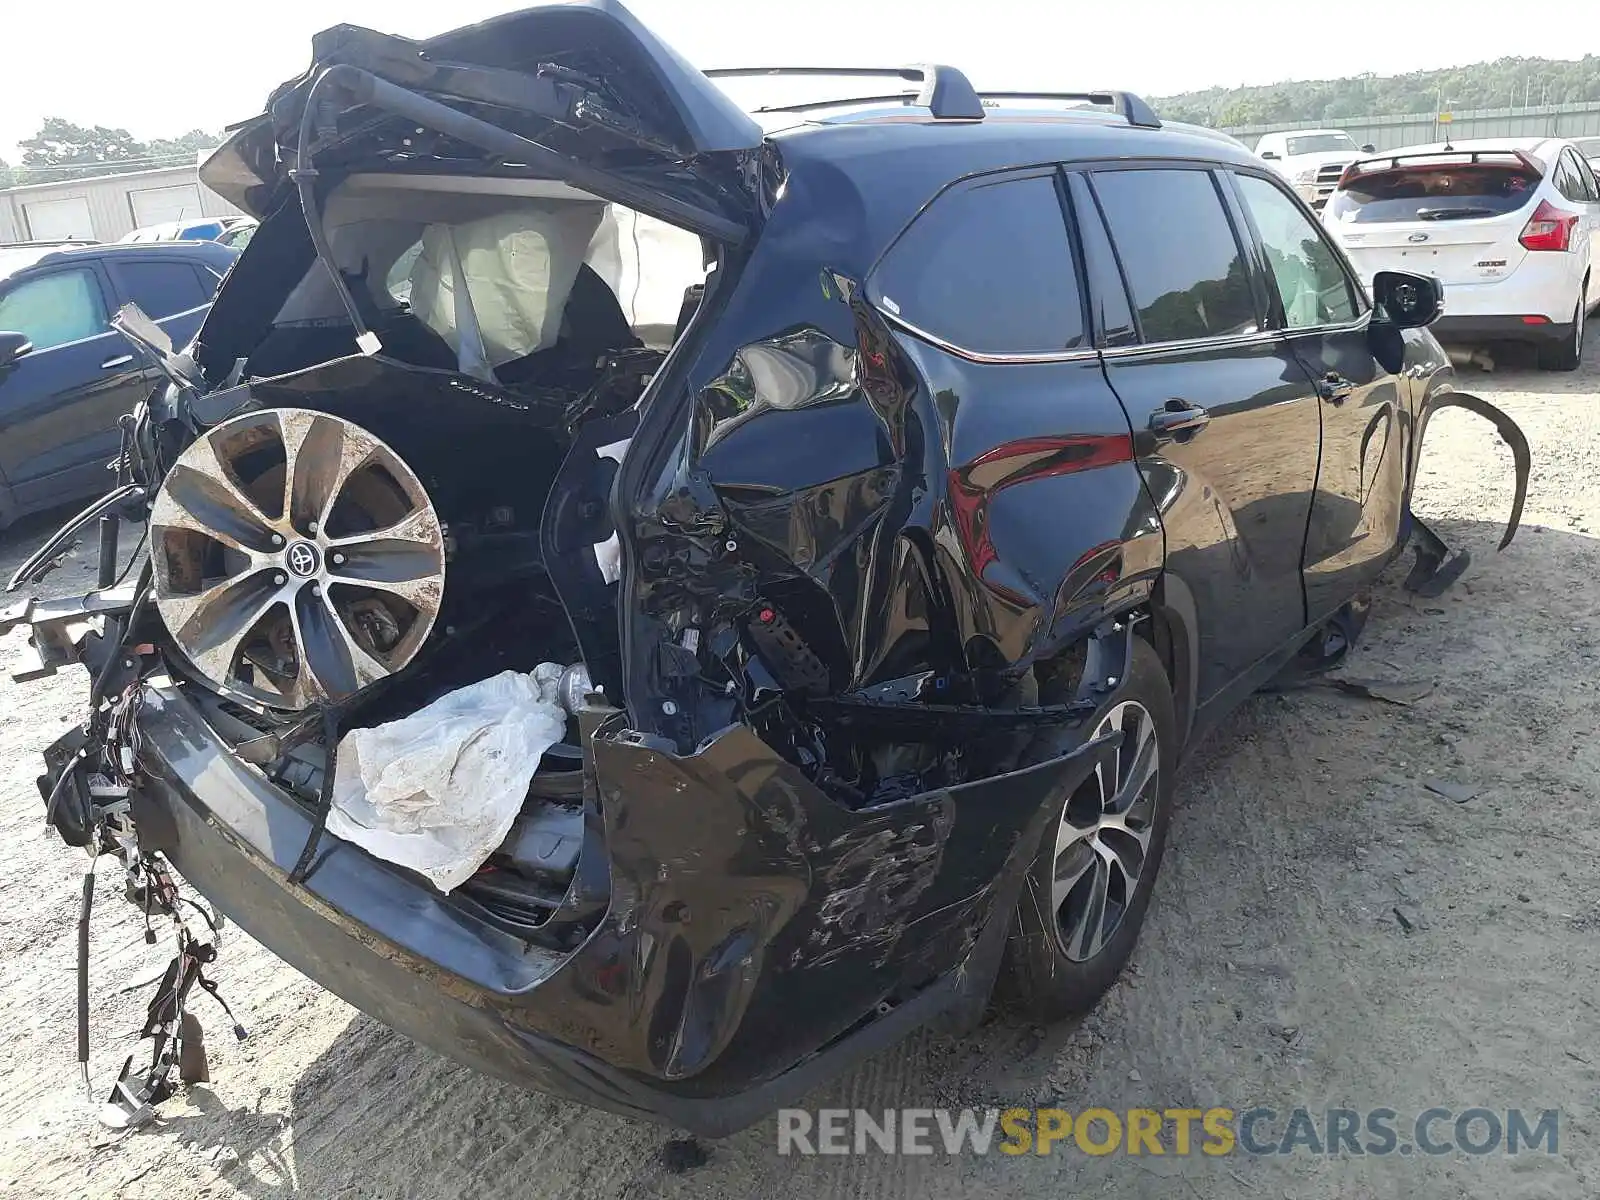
[1083, 165, 1324, 704]
[104, 253, 220, 348]
[860, 168, 1163, 680]
[1228, 169, 1405, 624]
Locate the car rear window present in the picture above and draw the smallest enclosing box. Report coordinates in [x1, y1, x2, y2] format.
[1326, 159, 1540, 224]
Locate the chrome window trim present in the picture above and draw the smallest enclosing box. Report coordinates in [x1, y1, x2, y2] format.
[1098, 327, 1276, 360]
[1096, 309, 1374, 361]
[878, 309, 1099, 364]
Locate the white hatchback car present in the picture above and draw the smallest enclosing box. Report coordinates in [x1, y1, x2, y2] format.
[1322, 137, 1600, 369]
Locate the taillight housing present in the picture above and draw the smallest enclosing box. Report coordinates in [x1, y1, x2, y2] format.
[1520, 200, 1578, 252]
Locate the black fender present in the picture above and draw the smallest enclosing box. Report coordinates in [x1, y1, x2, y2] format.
[1415, 391, 1529, 551]
[1147, 573, 1199, 749]
[1399, 388, 1530, 597]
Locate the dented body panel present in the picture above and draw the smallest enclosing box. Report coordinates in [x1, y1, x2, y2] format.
[129, 682, 1109, 1131]
[0, 0, 1537, 1141]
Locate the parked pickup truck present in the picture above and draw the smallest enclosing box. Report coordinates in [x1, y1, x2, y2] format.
[1257, 128, 1377, 209]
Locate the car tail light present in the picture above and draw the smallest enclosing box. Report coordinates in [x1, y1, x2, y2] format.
[1519, 200, 1578, 251]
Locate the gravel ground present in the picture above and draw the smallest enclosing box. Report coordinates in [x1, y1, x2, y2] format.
[0, 335, 1596, 1199]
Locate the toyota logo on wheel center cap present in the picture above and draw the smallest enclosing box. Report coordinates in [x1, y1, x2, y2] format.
[285, 540, 321, 578]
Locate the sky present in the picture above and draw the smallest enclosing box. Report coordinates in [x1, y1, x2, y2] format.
[3, 0, 1597, 164]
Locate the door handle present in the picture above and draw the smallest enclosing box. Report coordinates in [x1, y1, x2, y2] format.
[100, 354, 134, 370]
[1317, 372, 1355, 404]
[1148, 400, 1210, 442]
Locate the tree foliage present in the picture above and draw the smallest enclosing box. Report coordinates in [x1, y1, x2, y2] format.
[1155, 56, 1600, 129]
[11, 117, 223, 186]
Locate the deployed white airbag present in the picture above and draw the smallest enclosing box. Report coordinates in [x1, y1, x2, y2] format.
[326, 667, 568, 893]
[409, 201, 604, 368]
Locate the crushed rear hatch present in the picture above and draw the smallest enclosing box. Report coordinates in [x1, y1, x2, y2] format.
[201, 0, 763, 230]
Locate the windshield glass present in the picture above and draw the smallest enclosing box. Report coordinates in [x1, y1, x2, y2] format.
[1286, 134, 1357, 156]
[1327, 159, 1541, 223]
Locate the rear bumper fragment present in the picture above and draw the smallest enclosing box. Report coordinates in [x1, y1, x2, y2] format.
[130, 683, 1109, 1134]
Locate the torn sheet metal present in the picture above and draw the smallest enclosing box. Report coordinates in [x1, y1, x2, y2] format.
[1425, 391, 1530, 551]
[1404, 390, 1531, 596]
[327, 667, 567, 891]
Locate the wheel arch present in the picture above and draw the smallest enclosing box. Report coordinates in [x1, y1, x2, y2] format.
[1141, 574, 1198, 750]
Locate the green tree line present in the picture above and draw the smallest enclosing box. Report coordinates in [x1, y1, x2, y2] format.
[1, 117, 224, 188]
[4, 57, 1599, 186]
[1155, 55, 1600, 128]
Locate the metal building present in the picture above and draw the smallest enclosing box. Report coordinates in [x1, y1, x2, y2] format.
[0, 162, 245, 244]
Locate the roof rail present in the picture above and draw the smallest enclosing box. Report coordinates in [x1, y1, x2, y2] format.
[705, 65, 985, 120]
[978, 91, 1162, 129]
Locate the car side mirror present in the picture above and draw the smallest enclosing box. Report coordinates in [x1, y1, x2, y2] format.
[0, 331, 33, 368]
[1368, 271, 1442, 374]
[1372, 271, 1443, 329]
[1260, 150, 1279, 160]
[1361, 143, 1377, 154]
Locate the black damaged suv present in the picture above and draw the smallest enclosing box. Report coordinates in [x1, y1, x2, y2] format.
[2, 0, 1526, 1135]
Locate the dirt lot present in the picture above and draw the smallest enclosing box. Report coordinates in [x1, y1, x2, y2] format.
[1, 339, 1597, 1200]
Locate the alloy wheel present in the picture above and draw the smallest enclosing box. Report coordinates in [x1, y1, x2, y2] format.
[149, 408, 446, 709]
[1050, 699, 1161, 962]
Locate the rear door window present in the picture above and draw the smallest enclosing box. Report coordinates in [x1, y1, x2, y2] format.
[0, 267, 109, 350]
[872, 173, 1086, 356]
[1090, 168, 1259, 344]
[110, 259, 211, 318]
[1234, 173, 1360, 329]
[1066, 174, 1137, 347]
[1325, 157, 1540, 224]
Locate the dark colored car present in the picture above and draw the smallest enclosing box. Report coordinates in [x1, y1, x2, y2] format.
[121, 216, 259, 250]
[0, 240, 237, 526]
[1, 1, 1527, 1136]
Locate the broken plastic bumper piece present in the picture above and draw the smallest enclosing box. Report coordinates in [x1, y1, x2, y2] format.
[120, 682, 1113, 1135]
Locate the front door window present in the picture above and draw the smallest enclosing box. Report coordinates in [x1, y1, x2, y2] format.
[1234, 174, 1360, 328]
[0, 268, 108, 350]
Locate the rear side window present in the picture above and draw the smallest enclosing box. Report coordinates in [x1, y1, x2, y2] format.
[111, 259, 211, 319]
[1090, 168, 1258, 344]
[1066, 174, 1137, 347]
[1325, 158, 1540, 224]
[873, 174, 1085, 355]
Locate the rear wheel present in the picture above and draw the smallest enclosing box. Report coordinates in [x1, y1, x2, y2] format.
[1538, 288, 1585, 371]
[1001, 638, 1176, 1020]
